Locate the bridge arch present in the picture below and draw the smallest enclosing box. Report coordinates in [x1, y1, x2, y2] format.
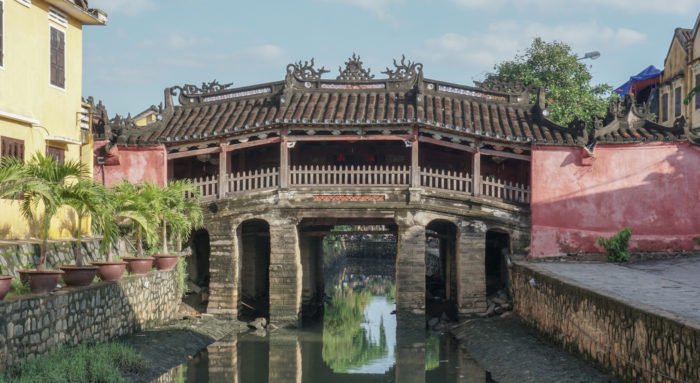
[485, 228, 510, 295]
[188, 228, 211, 306]
[237, 218, 271, 320]
[425, 219, 458, 318]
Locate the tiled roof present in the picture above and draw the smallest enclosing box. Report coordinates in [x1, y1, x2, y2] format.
[114, 56, 689, 147]
[118, 56, 579, 146]
[593, 100, 686, 143]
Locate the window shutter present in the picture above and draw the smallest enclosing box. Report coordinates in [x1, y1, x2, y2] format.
[674, 87, 682, 117]
[50, 27, 65, 88]
[696, 74, 700, 110]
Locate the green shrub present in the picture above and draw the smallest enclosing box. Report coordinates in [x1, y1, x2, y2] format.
[3, 342, 147, 383]
[597, 228, 632, 263]
[175, 256, 187, 297]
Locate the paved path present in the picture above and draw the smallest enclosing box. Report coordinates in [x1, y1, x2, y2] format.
[528, 255, 700, 325]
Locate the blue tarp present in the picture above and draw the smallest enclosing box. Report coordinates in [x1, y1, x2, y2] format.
[614, 65, 661, 96]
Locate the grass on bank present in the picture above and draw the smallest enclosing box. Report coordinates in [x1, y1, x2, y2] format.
[0, 343, 147, 383]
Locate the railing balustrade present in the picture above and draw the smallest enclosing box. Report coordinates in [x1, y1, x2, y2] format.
[190, 175, 219, 200]
[181, 166, 530, 204]
[481, 176, 530, 203]
[227, 168, 279, 194]
[420, 167, 472, 194]
[290, 165, 410, 187]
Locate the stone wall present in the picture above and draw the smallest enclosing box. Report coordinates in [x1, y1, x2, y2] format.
[0, 239, 106, 277]
[510, 263, 700, 382]
[0, 270, 180, 369]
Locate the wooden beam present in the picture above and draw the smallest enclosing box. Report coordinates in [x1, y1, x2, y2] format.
[419, 136, 477, 153]
[480, 148, 531, 162]
[472, 150, 481, 196]
[280, 128, 289, 189]
[217, 144, 227, 199]
[411, 127, 420, 188]
[167, 146, 219, 160]
[166, 137, 282, 160]
[287, 134, 411, 142]
[224, 136, 281, 152]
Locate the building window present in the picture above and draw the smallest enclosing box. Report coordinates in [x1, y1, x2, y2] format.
[0, 0, 4, 68]
[46, 146, 64, 164]
[674, 87, 682, 117]
[1, 137, 24, 161]
[661, 93, 669, 122]
[50, 26, 65, 89]
[696, 74, 700, 110]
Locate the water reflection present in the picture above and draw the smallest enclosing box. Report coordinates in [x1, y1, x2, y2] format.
[155, 270, 492, 383]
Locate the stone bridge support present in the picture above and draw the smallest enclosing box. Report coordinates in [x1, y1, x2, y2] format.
[268, 219, 303, 325]
[206, 217, 238, 316]
[457, 220, 487, 316]
[396, 218, 426, 314]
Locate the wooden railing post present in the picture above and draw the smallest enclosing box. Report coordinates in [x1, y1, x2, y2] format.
[217, 144, 227, 199]
[280, 128, 289, 190]
[410, 127, 420, 188]
[472, 149, 481, 196]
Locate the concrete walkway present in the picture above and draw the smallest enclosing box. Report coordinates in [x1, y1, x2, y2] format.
[528, 254, 700, 326]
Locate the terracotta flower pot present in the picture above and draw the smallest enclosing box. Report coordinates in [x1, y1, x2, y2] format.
[59, 265, 98, 287]
[153, 254, 179, 271]
[0, 275, 12, 300]
[122, 257, 154, 275]
[19, 270, 64, 294]
[91, 262, 127, 282]
[17, 269, 31, 286]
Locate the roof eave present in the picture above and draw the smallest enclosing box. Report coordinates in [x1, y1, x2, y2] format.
[44, 0, 108, 25]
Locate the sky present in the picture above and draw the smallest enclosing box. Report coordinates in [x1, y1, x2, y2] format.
[84, 0, 699, 116]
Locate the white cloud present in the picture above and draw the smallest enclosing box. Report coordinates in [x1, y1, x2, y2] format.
[90, 0, 155, 16]
[450, 0, 697, 14]
[416, 21, 646, 70]
[165, 33, 201, 50]
[248, 44, 286, 61]
[319, 0, 405, 21]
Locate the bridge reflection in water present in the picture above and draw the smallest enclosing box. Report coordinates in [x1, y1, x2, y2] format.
[157, 266, 493, 383]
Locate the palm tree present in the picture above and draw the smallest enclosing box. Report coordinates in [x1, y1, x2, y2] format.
[62, 179, 110, 266]
[21, 153, 87, 270]
[111, 182, 158, 258]
[147, 181, 203, 255]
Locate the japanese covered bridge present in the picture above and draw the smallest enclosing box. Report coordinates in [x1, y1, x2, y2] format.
[95, 55, 694, 325]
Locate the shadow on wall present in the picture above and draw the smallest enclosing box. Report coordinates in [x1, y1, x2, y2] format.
[531, 144, 700, 256]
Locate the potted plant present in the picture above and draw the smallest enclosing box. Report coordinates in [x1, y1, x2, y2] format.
[111, 182, 157, 275]
[19, 154, 86, 294]
[59, 179, 108, 287]
[151, 181, 203, 271]
[0, 265, 12, 301]
[90, 187, 126, 281]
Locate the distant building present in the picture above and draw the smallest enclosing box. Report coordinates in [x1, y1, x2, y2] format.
[0, 0, 106, 239]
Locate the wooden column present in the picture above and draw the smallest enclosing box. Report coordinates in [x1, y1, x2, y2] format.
[472, 149, 481, 196]
[410, 127, 420, 188]
[218, 144, 227, 199]
[280, 128, 289, 189]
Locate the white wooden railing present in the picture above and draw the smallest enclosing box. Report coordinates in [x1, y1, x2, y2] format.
[420, 167, 472, 194]
[185, 166, 529, 204]
[191, 175, 219, 200]
[481, 176, 530, 203]
[226, 168, 279, 194]
[290, 165, 410, 186]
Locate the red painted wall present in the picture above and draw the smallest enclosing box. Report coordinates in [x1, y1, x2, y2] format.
[531, 143, 700, 257]
[94, 143, 167, 187]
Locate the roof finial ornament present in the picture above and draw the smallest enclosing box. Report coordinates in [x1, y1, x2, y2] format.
[337, 53, 374, 81]
[382, 55, 423, 81]
[287, 58, 329, 81]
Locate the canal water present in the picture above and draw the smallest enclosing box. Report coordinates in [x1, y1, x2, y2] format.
[163, 271, 494, 382]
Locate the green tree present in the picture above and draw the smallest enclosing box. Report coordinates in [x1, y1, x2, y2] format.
[144, 181, 203, 255]
[20, 154, 87, 270]
[111, 182, 159, 258]
[484, 37, 612, 127]
[62, 179, 110, 266]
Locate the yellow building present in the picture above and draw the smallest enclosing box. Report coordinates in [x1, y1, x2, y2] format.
[0, 0, 106, 238]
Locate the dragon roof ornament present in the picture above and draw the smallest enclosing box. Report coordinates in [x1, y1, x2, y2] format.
[287, 58, 330, 81]
[171, 80, 234, 98]
[337, 53, 374, 81]
[382, 55, 423, 81]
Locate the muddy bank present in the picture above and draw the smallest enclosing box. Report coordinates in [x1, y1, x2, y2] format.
[449, 316, 616, 383]
[121, 316, 246, 383]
